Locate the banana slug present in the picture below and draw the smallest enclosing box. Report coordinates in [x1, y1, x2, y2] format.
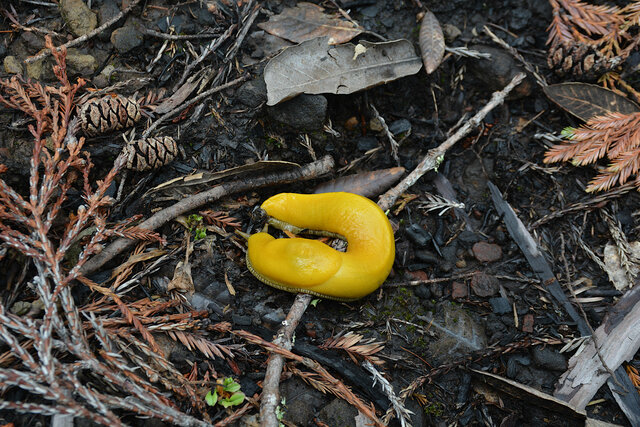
[246, 192, 395, 301]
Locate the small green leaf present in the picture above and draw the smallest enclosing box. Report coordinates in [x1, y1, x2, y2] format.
[220, 392, 245, 408]
[561, 127, 575, 139]
[224, 381, 241, 393]
[310, 299, 320, 307]
[205, 390, 218, 406]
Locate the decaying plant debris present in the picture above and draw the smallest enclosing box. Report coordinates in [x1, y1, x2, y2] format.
[3, 0, 640, 426]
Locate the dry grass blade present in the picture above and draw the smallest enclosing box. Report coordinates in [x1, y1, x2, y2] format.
[167, 330, 237, 360]
[321, 332, 385, 365]
[419, 9, 445, 74]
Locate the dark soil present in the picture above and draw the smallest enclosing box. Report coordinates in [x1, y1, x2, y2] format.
[0, 0, 638, 426]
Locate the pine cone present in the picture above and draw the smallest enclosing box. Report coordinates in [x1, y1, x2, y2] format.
[79, 95, 142, 136]
[122, 136, 178, 171]
[547, 43, 612, 79]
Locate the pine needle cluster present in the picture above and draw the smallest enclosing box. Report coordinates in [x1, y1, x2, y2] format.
[544, 111, 640, 192]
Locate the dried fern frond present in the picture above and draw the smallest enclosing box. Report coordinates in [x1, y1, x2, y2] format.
[321, 332, 385, 365]
[544, 111, 640, 192]
[200, 210, 242, 230]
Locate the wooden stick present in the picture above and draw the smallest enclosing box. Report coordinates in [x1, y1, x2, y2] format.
[79, 155, 334, 276]
[260, 293, 312, 427]
[377, 72, 525, 211]
[25, 0, 143, 64]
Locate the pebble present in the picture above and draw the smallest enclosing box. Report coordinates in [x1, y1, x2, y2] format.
[60, 0, 97, 36]
[470, 272, 498, 297]
[443, 23, 462, 42]
[457, 230, 481, 245]
[281, 378, 324, 425]
[25, 51, 52, 81]
[510, 7, 532, 31]
[98, 0, 120, 41]
[455, 259, 467, 268]
[267, 94, 327, 130]
[261, 308, 286, 327]
[468, 45, 533, 99]
[489, 297, 511, 314]
[531, 347, 567, 371]
[414, 284, 431, 299]
[451, 281, 467, 299]
[318, 398, 358, 426]
[472, 241, 502, 262]
[356, 136, 378, 151]
[111, 25, 143, 53]
[389, 118, 411, 136]
[3, 56, 23, 75]
[66, 50, 98, 75]
[236, 78, 267, 108]
[522, 313, 534, 333]
[414, 249, 438, 264]
[405, 223, 431, 248]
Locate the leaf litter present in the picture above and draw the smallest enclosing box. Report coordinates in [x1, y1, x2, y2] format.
[264, 36, 422, 105]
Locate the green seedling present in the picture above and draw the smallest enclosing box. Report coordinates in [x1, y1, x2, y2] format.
[186, 213, 207, 240]
[205, 377, 245, 408]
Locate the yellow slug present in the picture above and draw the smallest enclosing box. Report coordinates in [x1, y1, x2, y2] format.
[246, 192, 395, 301]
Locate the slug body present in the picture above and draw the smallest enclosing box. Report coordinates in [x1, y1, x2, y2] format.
[246, 192, 395, 301]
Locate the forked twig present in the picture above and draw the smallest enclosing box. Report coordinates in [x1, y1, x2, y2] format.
[378, 72, 526, 211]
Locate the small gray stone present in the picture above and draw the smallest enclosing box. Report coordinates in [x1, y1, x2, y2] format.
[20, 32, 44, 53]
[356, 136, 378, 151]
[25, 51, 53, 81]
[98, 0, 120, 41]
[236, 78, 267, 108]
[406, 223, 431, 247]
[281, 377, 324, 425]
[318, 398, 358, 426]
[60, 0, 97, 37]
[414, 249, 439, 264]
[267, 94, 327, 130]
[261, 308, 286, 327]
[389, 119, 411, 136]
[532, 347, 567, 371]
[111, 25, 143, 53]
[443, 23, 462, 42]
[468, 45, 533, 99]
[66, 50, 98, 75]
[470, 272, 498, 297]
[3, 56, 23, 75]
[472, 241, 502, 262]
[489, 297, 511, 314]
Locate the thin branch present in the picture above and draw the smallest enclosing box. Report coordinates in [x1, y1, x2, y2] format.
[79, 155, 335, 276]
[378, 72, 526, 211]
[260, 293, 312, 427]
[25, 0, 143, 64]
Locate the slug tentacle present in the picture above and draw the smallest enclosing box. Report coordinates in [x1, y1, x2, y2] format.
[246, 192, 395, 300]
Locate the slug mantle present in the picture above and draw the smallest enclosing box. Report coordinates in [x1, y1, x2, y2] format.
[246, 192, 395, 301]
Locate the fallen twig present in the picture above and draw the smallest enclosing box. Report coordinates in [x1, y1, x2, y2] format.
[232, 329, 384, 427]
[378, 72, 526, 211]
[260, 293, 312, 427]
[25, 0, 143, 64]
[142, 75, 249, 138]
[79, 155, 334, 276]
[488, 181, 640, 425]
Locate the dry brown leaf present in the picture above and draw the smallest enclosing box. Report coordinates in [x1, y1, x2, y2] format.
[313, 167, 405, 197]
[419, 9, 445, 74]
[258, 2, 362, 45]
[110, 248, 166, 279]
[264, 37, 422, 105]
[167, 261, 194, 294]
[543, 82, 640, 121]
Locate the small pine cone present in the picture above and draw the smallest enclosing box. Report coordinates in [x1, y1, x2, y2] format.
[79, 95, 142, 136]
[122, 136, 178, 171]
[547, 43, 612, 80]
